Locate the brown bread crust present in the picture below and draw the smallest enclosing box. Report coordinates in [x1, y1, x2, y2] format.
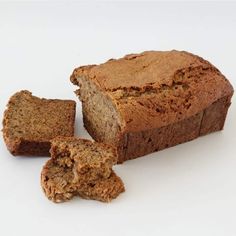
[71, 50, 234, 162]
[2, 90, 76, 156]
[83, 95, 231, 162]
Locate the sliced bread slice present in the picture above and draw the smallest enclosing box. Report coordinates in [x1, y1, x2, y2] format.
[2, 90, 76, 156]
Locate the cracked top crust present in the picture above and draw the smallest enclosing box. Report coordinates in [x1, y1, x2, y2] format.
[71, 50, 234, 132]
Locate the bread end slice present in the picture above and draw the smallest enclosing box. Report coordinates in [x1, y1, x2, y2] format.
[2, 90, 76, 156]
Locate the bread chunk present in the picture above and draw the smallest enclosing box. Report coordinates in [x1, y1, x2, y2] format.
[41, 137, 125, 203]
[2, 90, 76, 156]
[71, 50, 234, 163]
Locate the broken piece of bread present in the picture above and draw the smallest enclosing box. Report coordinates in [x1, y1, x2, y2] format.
[41, 137, 125, 203]
[2, 90, 76, 156]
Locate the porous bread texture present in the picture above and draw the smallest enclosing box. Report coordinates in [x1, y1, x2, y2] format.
[41, 137, 125, 203]
[76, 76, 120, 143]
[71, 50, 234, 162]
[2, 90, 76, 156]
[77, 171, 124, 202]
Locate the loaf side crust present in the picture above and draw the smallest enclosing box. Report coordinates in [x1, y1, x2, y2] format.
[83, 95, 231, 162]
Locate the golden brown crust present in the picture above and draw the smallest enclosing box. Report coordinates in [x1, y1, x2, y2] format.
[2, 90, 76, 156]
[71, 50, 234, 133]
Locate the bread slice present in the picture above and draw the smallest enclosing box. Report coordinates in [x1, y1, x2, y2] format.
[70, 50, 234, 163]
[41, 137, 125, 203]
[2, 90, 76, 156]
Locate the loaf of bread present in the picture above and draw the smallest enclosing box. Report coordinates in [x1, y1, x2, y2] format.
[2, 90, 76, 156]
[41, 137, 125, 203]
[70, 50, 234, 163]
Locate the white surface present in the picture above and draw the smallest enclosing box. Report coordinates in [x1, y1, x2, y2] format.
[0, 2, 236, 236]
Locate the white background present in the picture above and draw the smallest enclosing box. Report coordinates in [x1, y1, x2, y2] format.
[0, 1, 236, 236]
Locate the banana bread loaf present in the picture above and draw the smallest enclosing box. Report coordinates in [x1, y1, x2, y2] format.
[70, 50, 234, 163]
[41, 137, 125, 203]
[2, 90, 76, 156]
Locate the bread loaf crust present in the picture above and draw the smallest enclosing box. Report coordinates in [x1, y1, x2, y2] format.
[71, 50, 234, 162]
